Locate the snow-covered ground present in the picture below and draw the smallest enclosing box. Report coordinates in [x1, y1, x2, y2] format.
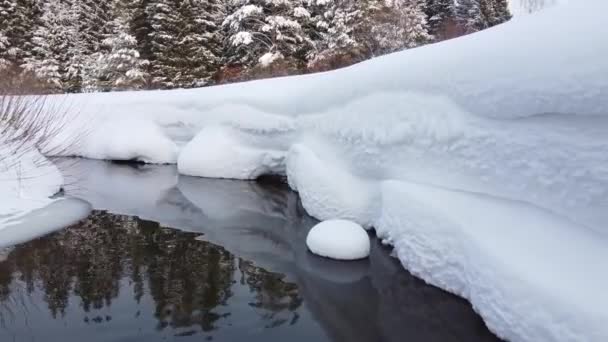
[37, 1, 608, 341]
[508, 0, 566, 16]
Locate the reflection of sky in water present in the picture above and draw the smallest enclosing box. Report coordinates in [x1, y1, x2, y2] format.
[0, 159, 502, 342]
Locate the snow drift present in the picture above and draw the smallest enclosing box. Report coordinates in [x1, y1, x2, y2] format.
[42, 1, 608, 341]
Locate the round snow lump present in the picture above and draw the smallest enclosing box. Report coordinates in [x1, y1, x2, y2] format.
[306, 219, 370, 260]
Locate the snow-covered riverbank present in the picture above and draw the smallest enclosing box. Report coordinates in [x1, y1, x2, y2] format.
[21, 0, 608, 341]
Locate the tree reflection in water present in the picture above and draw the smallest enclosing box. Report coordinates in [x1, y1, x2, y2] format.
[0, 211, 302, 337]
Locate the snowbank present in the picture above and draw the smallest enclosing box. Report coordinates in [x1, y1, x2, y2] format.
[42, 1, 608, 341]
[0, 140, 89, 248]
[376, 181, 608, 342]
[178, 125, 285, 179]
[0, 144, 63, 199]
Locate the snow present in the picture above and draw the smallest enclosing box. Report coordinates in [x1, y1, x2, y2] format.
[508, 0, 565, 16]
[306, 219, 370, 260]
[0, 198, 91, 248]
[178, 125, 284, 179]
[376, 180, 608, 342]
[258, 51, 282, 67]
[0, 145, 63, 198]
[50, 116, 179, 164]
[0, 142, 89, 248]
[38, 1, 608, 341]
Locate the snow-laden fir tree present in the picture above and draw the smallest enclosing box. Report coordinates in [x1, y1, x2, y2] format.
[306, 0, 365, 70]
[308, 0, 430, 69]
[147, 0, 223, 88]
[222, 0, 313, 69]
[491, 0, 511, 24]
[424, 0, 455, 38]
[65, 0, 113, 92]
[97, 12, 150, 90]
[365, 0, 432, 55]
[23, 0, 76, 90]
[456, 0, 484, 33]
[0, 0, 39, 70]
[456, 0, 511, 34]
[0, 32, 9, 70]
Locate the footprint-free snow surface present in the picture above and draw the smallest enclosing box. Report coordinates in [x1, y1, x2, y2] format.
[34, 1, 608, 341]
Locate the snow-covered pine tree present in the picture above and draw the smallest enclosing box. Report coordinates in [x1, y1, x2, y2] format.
[222, 0, 313, 69]
[306, 0, 367, 69]
[424, 0, 455, 39]
[65, 0, 113, 92]
[0, 32, 9, 70]
[24, 0, 76, 90]
[456, 0, 511, 34]
[308, 0, 430, 69]
[97, 6, 150, 91]
[492, 0, 512, 24]
[0, 0, 39, 70]
[125, 0, 154, 62]
[147, 0, 223, 88]
[364, 0, 432, 55]
[456, 0, 485, 33]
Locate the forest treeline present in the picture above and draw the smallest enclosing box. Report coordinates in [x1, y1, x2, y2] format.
[0, 0, 510, 92]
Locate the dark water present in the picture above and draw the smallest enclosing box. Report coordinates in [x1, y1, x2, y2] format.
[0, 159, 503, 342]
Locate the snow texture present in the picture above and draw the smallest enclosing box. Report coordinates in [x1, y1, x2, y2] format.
[0, 198, 91, 248]
[0, 142, 90, 248]
[42, 1, 608, 341]
[306, 219, 370, 260]
[178, 125, 284, 179]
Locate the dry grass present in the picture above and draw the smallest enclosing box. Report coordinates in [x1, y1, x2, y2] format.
[0, 68, 83, 175]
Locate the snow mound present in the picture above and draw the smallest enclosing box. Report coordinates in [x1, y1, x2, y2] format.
[376, 180, 608, 342]
[286, 144, 378, 227]
[85, 117, 178, 164]
[178, 125, 285, 179]
[306, 219, 370, 260]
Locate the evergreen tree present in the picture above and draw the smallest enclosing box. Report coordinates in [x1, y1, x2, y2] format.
[148, 0, 223, 88]
[0, 0, 39, 70]
[309, 0, 430, 67]
[24, 0, 76, 90]
[456, 0, 511, 34]
[424, 0, 455, 38]
[97, 14, 150, 90]
[492, 0, 512, 24]
[126, 0, 154, 62]
[222, 0, 313, 68]
[0, 32, 9, 69]
[365, 0, 432, 54]
[66, 0, 113, 91]
[456, 0, 485, 33]
[306, 0, 367, 68]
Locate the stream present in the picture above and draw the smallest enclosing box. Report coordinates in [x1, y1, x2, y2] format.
[0, 159, 502, 342]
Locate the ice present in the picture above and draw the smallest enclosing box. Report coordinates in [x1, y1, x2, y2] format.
[306, 219, 370, 260]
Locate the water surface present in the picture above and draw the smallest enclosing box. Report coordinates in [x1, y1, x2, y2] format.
[0, 159, 502, 342]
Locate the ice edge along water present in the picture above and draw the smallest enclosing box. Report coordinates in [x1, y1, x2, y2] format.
[36, 1, 608, 341]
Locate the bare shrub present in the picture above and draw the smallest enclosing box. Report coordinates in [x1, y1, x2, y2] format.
[0, 67, 83, 180]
